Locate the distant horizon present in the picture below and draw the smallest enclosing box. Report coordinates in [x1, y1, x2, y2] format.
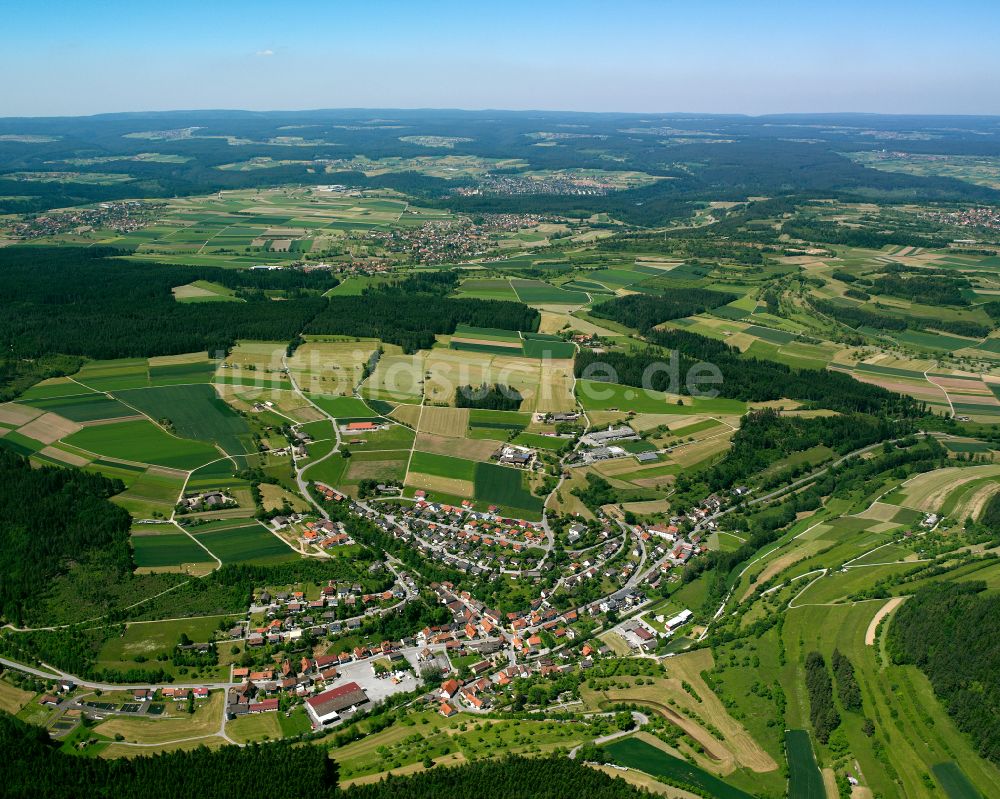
[4, 0, 999, 117]
[3, 107, 1000, 122]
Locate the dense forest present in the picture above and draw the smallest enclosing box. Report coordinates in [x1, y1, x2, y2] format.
[1, 712, 338, 799]
[575, 327, 921, 416]
[0, 247, 331, 364]
[307, 273, 538, 353]
[782, 219, 954, 249]
[589, 287, 737, 330]
[870, 274, 970, 306]
[690, 408, 904, 493]
[455, 383, 524, 411]
[887, 581, 1000, 765]
[0, 450, 131, 625]
[0, 712, 648, 799]
[344, 755, 648, 799]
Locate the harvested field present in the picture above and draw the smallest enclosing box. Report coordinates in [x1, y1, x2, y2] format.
[404, 471, 475, 498]
[0, 403, 43, 426]
[665, 650, 778, 773]
[38, 445, 90, 466]
[740, 539, 830, 602]
[896, 465, 1000, 513]
[17, 411, 82, 444]
[416, 406, 470, 437]
[414, 432, 499, 461]
[855, 502, 905, 522]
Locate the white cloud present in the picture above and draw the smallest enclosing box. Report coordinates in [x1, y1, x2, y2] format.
[255, 49, 274, 57]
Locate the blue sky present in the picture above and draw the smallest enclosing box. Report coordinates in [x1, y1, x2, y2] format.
[3, 0, 998, 116]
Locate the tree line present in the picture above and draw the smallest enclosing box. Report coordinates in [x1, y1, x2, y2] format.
[589, 287, 737, 330]
[575, 327, 922, 416]
[813, 298, 991, 339]
[887, 580, 1000, 765]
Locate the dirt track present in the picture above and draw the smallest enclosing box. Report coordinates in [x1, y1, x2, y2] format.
[865, 596, 905, 645]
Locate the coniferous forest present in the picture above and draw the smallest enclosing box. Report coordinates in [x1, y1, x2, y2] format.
[307, 273, 539, 353]
[0, 450, 132, 625]
[887, 581, 1000, 765]
[0, 712, 646, 799]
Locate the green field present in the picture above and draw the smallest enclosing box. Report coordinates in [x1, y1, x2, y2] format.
[116, 384, 253, 456]
[510, 278, 589, 305]
[192, 523, 298, 565]
[604, 737, 754, 799]
[148, 360, 218, 385]
[132, 531, 214, 568]
[74, 359, 150, 391]
[454, 278, 520, 301]
[785, 730, 825, 799]
[933, 762, 984, 799]
[577, 380, 747, 415]
[19, 392, 135, 422]
[308, 394, 378, 418]
[65, 419, 219, 470]
[513, 432, 569, 450]
[409, 450, 478, 481]
[473, 462, 543, 518]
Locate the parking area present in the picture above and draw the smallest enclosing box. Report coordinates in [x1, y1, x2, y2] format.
[335, 652, 421, 706]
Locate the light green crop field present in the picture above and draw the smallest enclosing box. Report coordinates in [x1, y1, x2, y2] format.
[408, 450, 478, 481]
[191, 522, 299, 565]
[510, 278, 589, 305]
[18, 392, 135, 422]
[577, 379, 747, 415]
[65, 419, 219, 470]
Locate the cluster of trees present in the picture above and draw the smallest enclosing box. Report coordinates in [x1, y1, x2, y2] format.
[576, 327, 921, 416]
[804, 651, 841, 744]
[455, 383, 523, 411]
[306, 273, 538, 353]
[813, 298, 907, 331]
[0, 353, 83, 403]
[783, 219, 953, 249]
[0, 450, 131, 625]
[978, 492, 1000, 535]
[598, 232, 765, 265]
[589, 287, 737, 330]
[871, 274, 970, 306]
[887, 580, 1000, 765]
[0, 247, 330, 364]
[693, 408, 905, 494]
[571, 473, 618, 514]
[814, 298, 991, 339]
[831, 649, 862, 712]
